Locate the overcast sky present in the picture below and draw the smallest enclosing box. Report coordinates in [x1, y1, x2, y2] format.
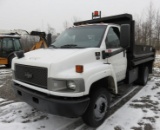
[0, 0, 160, 33]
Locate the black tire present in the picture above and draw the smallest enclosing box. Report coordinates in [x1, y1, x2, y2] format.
[138, 66, 149, 85]
[6, 55, 15, 68]
[82, 87, 110, 127]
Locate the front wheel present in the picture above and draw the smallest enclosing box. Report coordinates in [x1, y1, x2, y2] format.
[82, 87, 110, 127]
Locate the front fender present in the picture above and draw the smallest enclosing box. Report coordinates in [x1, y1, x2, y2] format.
[84, 63, 118, 95]
[48, 62, 118, 97]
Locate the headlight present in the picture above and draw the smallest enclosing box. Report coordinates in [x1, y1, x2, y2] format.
[67, 81, 76, 90]
[48, 78, 85, 93]
[52, 80, 66, 91]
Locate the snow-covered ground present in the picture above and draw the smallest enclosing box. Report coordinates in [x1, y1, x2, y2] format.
[0, 102, 78, 130]
[98, 73, 160, 130]
[0, 55, 159, 130]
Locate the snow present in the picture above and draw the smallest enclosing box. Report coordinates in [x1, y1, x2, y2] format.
[0, 55, 159, 130]
[98, 76, 160, 130]
[97, 55, 160, 130]
[0, 99, 5, 102]
[0, 102, 78, 130]
[0, 70, 12, 75]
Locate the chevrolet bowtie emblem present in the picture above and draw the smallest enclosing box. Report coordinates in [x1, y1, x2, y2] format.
[24, 72, 33, 79]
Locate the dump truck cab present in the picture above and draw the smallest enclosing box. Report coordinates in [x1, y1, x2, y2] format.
[0, 34, 22, 67]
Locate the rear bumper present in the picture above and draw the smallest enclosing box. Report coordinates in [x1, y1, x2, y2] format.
[12, 82, 90, 118]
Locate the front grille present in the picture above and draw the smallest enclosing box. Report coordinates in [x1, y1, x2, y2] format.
[15, 64, 48, 89]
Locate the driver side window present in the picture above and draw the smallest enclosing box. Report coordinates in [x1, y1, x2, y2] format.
[105, 27, 120, 49]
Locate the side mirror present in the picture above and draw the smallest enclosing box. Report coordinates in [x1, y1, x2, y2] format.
[120, 24, 130, 48]
[14, 50, 24, 59]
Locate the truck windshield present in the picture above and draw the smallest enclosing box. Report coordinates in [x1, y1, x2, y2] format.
[51, 25, 106, 48]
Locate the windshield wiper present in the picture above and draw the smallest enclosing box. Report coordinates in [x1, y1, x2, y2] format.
[60, 44, 78, 48]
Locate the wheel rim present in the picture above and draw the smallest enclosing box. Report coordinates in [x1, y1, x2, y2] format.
[94, 95, 108, 120]
[144, 67, 149, 84]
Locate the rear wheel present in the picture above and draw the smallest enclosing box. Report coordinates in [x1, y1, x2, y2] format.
[138, 66, 149, 85]
[82, 87, 110, 127]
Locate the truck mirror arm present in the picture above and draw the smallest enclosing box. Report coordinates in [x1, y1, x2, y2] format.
[102, 48, 125, 59]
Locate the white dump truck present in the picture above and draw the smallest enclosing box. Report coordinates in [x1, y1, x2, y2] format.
[12, 12, 155, 127]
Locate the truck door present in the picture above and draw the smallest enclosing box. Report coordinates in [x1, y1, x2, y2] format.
[105, 26, 127, 82]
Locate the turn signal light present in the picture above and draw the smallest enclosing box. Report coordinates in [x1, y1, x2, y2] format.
[76, 65, 83, 73]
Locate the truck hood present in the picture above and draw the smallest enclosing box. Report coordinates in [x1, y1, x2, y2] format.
[25, 48, 79, 63]
[12, 47, 103, 80]
[13, 48, 100, 68]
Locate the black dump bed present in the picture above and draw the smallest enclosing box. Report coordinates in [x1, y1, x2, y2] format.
[74, 14, 155, 69]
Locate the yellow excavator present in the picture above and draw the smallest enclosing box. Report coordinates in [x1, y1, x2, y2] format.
[0, 32, 22, 67]
[0, 30, 50, 67]
[30, 31, 48, 51]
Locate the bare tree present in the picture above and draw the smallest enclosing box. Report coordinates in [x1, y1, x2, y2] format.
[135, 16, 143, 44]
[154, 10, 160, 50]
[47, 24, 56, 35]
[135, 2, 160, 50]
[141, 21, 149, 44]
[63, 20, 70, 29]
[146, 2, 155, 45]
